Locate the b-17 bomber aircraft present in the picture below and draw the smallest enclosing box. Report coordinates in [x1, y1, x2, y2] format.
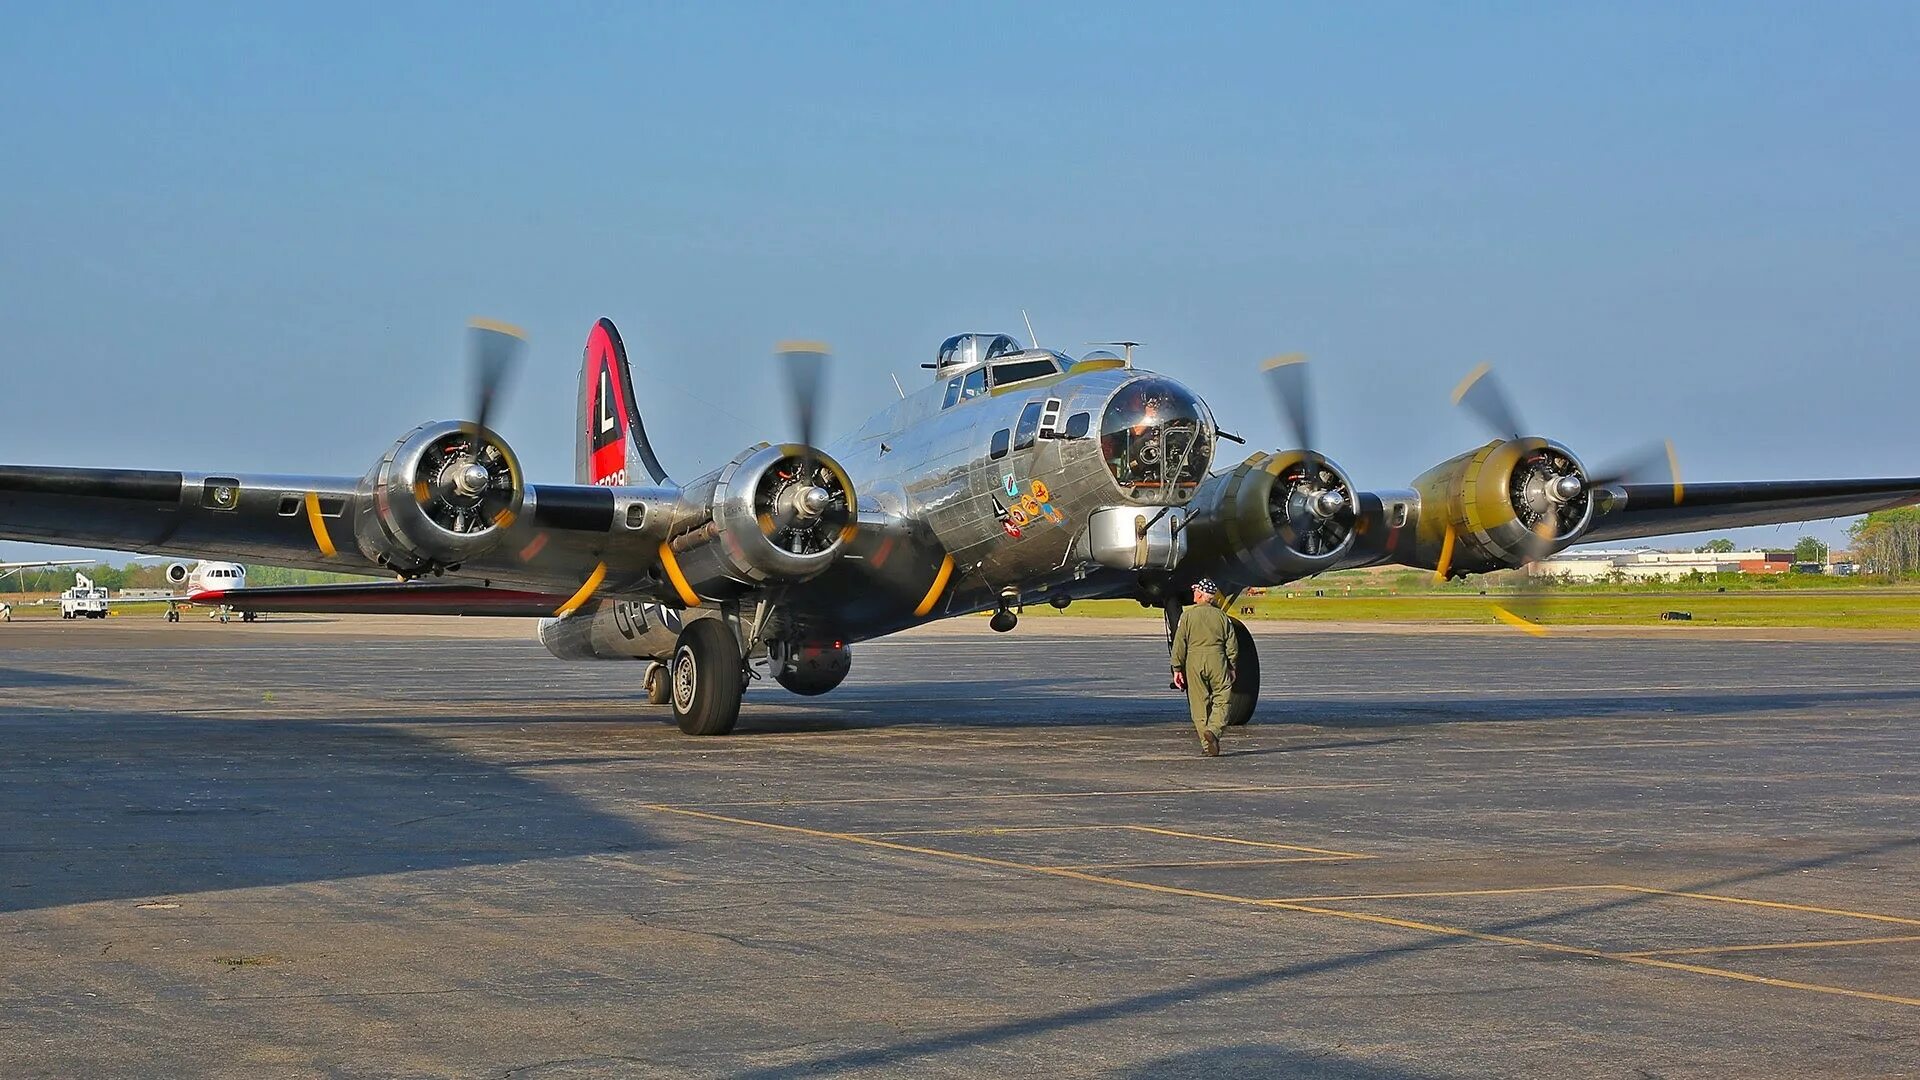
[4, 317, 1918, 734]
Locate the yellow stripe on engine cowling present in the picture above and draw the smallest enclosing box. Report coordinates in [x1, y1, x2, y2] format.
[657, 542, 701, 607]
[1432, 525, 1456, 584]
[914, 554, 955, 618]
[554, 562, 608, 617]
[304, 491, 336, 558]
[1492, 604, 1549, 636]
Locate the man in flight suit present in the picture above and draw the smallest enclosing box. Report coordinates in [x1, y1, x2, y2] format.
[1170, 578, 1239, 757]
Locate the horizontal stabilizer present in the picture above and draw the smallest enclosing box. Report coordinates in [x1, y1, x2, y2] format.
[191, 582, 572, 617]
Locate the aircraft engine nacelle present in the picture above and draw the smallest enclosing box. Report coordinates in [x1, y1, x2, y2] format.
[353, 420, 526, 577]
[662, 443, 857, 598]
[165, 563, 191, 585]
[1410, 437, 1594, 576]
[1183, 450, 1359, 589]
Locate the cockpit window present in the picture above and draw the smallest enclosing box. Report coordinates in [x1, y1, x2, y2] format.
[989, 357, 1060, 389]
[1100, 376, 1213, 503]
[961, 367, 988, 400]
[943, 377, 964, 409]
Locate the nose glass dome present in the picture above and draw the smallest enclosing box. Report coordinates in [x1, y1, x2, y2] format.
[1101, 377, 1214, 503]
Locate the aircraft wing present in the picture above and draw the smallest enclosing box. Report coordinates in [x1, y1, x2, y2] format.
[1577, 478, 1920, 545]
[0, 559, 91, 571]
[0, 464, 677, 599]
[190, 582, 572, 617]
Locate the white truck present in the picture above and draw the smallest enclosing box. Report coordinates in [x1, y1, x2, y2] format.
[59, 573, 111, 619]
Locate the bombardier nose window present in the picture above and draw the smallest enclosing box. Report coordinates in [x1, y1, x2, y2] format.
[1101, 377, 1213, 503]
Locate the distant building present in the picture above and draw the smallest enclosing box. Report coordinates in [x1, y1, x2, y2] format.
[1532, 548, 1798, 582]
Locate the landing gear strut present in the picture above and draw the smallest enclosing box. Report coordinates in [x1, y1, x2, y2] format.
[642, 662, 672, 706]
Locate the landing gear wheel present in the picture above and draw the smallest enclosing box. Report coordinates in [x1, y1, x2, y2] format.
[989, 609, 1018, 633]
[643, 662, 672, 706]
[166, 609, 180, 623]
[670, 620, 744, 736]
[242, 611, 256, 623]
[1225, 617, 1260, 727]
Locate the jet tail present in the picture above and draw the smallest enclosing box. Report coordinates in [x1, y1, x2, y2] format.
[578, 318, 671, 486]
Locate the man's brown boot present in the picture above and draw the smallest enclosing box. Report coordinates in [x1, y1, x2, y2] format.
[1200, 731, 1221, 757]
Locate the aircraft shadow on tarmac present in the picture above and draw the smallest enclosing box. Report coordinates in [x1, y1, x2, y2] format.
[0, 666, 130, 690]
[731, 832, 1920, 1079]
[213, 678, 1920, 738]
[0, 706, 661, 916]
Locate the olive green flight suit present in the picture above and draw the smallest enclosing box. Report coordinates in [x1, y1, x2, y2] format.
[1170, 602, 1240, 738]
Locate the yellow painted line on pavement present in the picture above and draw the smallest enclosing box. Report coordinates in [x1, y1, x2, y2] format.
[1049, 855, 1359, 871]
[1619, 934, 1920, 959]
[1612, 886, 1920, 928]
[1119, 824, 1372, 859]
[641, 805, 1920, 1012]
[660, 782, 1382, 809]
[1265, 885, 1621, 903]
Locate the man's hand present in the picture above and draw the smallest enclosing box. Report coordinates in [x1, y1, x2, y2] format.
[1227, 667, 1237, 684]
[1172, 670, 1186, 691]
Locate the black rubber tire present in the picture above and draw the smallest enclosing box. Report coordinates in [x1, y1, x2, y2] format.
[670, 620, 743, 736]
[1225, 617, 1260, 727]
[775, 662, 850, 697]
[166, 609, 179, 623]
[643, 662, 672, 706]
[242, 611, 256, 623]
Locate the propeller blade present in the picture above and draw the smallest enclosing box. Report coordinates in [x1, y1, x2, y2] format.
[1450, 362, 1525, 442]
[777, 340, 829, 454]
[1260, 354, 1313, 458]
[467, 318, 525, 439]
[773, 341, 832, 534]
[1588, 438, 1683, 504]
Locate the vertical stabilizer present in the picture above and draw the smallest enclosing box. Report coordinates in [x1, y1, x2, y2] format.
[578, 318, 671, 486]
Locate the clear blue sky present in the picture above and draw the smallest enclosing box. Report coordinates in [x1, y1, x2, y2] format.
[3, 2, 1915, 563]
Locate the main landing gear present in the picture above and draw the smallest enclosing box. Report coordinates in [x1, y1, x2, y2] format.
[669, 619, 744, 736]
[654, 607, 856, 734]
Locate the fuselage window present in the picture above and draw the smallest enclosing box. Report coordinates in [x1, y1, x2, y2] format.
[989, 428, 1011, 460]
[1013, 401, 1044, 451]
[1065, 411, 1091, 439]
[961, 368, 988, 400]
[943, 377, 964, 409]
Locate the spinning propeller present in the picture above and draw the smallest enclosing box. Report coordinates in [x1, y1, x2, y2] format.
[1259, 353, 1353, 555]
[1449, 362, 1682, 633]
[415, 319, 525, 538]
[763, 341, 854, 553]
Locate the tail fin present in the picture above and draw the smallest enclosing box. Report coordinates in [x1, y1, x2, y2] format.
[578, 317, 671, 486]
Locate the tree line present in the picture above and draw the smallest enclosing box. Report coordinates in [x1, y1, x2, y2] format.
[1849, 507, 1920, 576]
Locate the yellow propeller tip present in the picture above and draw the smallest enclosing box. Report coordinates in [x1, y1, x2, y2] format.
[468, 317, 527, 340]
[1491, 604, 1550, 636]
[777, 339, 830, 355]
[1450, 362, 1492, 406]
[1260, 353, 1307, 371]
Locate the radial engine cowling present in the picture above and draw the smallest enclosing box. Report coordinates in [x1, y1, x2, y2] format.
[353, 420, 526, 576]
[1184, 449, 1359, 589]
[662, 443, 857, 599]
[1411, 437, 1593, 576]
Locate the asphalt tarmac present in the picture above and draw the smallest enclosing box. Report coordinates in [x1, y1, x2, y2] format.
[2, 616, 1917, 1078]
